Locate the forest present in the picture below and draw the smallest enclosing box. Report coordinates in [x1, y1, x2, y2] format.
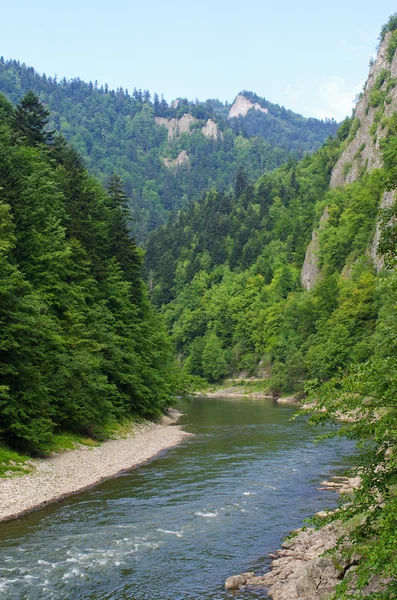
[0, 60, 337, 240]
[144, 16, 397, 595]
[1, 13, 397, 597]
[145, 120, 383, 391]
[0, 91, 177, 455]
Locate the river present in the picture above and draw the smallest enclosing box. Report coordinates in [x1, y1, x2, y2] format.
[0, 397, 353, 599]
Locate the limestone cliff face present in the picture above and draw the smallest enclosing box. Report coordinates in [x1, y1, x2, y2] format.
[201, 119, 223, 140]
[301, 208, 329, 290]
[228, 94, 269, 119]
[156, 114, 223, 142]
[155, 114, 198, 140]
[301, 32, 397, 289]
[330, 32, 397, 188]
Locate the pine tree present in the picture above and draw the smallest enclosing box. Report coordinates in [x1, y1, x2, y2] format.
[12, 91, 54, 146]
[107, 174, 142, 300]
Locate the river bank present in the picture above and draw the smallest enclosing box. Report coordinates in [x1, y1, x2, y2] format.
[0, 409, 189, 523]
[196, 382, 299, 404]
[225, 477, 362, 599]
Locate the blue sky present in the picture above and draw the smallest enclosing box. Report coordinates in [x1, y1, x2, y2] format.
[2, 0, 397, 120]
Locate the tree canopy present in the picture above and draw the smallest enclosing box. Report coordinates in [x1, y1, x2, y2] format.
[0, 92, 177, 454]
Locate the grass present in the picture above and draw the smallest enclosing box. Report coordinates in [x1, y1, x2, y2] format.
[0, 445, 31, 478]
[0, 415, 149, 479]
[48, 432, 100, 452]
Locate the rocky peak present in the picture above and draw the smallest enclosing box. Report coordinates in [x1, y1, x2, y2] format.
[228, 94, 269, 119]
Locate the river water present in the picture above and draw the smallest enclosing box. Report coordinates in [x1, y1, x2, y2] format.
[0, 397, 353, 600]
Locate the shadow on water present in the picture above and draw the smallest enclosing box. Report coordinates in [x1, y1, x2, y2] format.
[0, 397, 354, 600]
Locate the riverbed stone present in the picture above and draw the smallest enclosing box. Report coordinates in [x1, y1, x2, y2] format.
[224, 572, 255, 589]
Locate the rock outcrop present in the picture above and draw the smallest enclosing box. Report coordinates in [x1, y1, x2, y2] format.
[300, 208, 329, 290]
[330, 33, 397, 188]
[369, 189, 395, 269]
[162, 150, 190, 169]
[225, 477, 362, 599]
[301, 32, 397, 289]
[156, 114, 222, 142]
[155, 114, 198, 140]
[201, 119, 223, 140]
[225, 518, 385, 600]
[225, 523, 348, 599]
[228, 94, 269, 119]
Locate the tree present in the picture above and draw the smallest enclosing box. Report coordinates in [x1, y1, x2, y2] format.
[106, 174, 142, 300]
[202, 333, 228, 381]
[12, 91, 54, 146]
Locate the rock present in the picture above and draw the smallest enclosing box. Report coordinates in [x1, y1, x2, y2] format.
[162, 150, 190, 169]
[225, 524, 346, 599]
[228, 94, 269, 119]
[224, 572, 255, 589]
[295, 557, 342, 599]
[302, 31, 397, 288]
[201, 119, 222, 140]
[155, 114, 198, 140]
[301, 207, 328, 290]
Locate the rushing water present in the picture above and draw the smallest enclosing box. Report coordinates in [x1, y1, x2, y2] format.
[0, 397, 354, 600]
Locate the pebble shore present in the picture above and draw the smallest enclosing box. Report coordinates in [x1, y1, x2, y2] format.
[0, 409, 189, 522]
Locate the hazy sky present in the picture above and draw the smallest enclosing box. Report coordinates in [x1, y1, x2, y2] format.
[2, 0, 397, 120]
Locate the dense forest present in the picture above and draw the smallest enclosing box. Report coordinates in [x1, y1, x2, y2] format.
[145, 16, 397, 596]
[145, 124, 378, 389]
[0, 60, 338, 240]
[0, 91, 177, 455]
[1, 13, 397, 597]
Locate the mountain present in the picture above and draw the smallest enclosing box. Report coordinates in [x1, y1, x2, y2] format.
[0, 59, 338, 240]
[144, 26, 397, 392]
[145, 15, 397, 595]
[145, 22, 397, 390]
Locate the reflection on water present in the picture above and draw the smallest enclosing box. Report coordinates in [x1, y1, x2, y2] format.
[0, 397, 353, 599]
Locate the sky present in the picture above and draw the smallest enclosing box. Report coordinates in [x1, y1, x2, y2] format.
[2, 0, 397, 121]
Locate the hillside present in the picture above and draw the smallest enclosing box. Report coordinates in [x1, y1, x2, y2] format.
[145, 26, 397, 389]
[0, 60, 337, 240]
[145, 15, 397, 596]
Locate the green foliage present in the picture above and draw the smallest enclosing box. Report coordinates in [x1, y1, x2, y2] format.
[201, 333, 228, 381]
[299, 86, 397, 599]
[0, 59, 338, 241]
[387, 29, 397, 63]
[0, 93, 177, 454]
[0, 444, 30, 477]
[379, 13, 397, 42]
[146, 136, 363, 382]
[304, 298, 397, 597]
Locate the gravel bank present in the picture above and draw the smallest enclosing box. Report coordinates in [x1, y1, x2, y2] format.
[0, 409, 189, 522]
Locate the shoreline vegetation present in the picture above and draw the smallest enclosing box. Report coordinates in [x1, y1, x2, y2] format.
[0, 409, 189, 523]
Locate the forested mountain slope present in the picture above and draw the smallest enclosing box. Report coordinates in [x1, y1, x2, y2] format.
[0, 60, 337, 240]
[146, 17, 397, 595]
[0, 92, 177, 454]
[145, 24, 397, 392]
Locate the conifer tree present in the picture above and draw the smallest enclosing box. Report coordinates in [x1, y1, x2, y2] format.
[107, 174, 142, 300]
[12, 91, 54, 146]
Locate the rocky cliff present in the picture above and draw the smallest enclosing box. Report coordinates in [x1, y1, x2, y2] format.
[301, 32, 397, 288]
[155, 114, 198, 140]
